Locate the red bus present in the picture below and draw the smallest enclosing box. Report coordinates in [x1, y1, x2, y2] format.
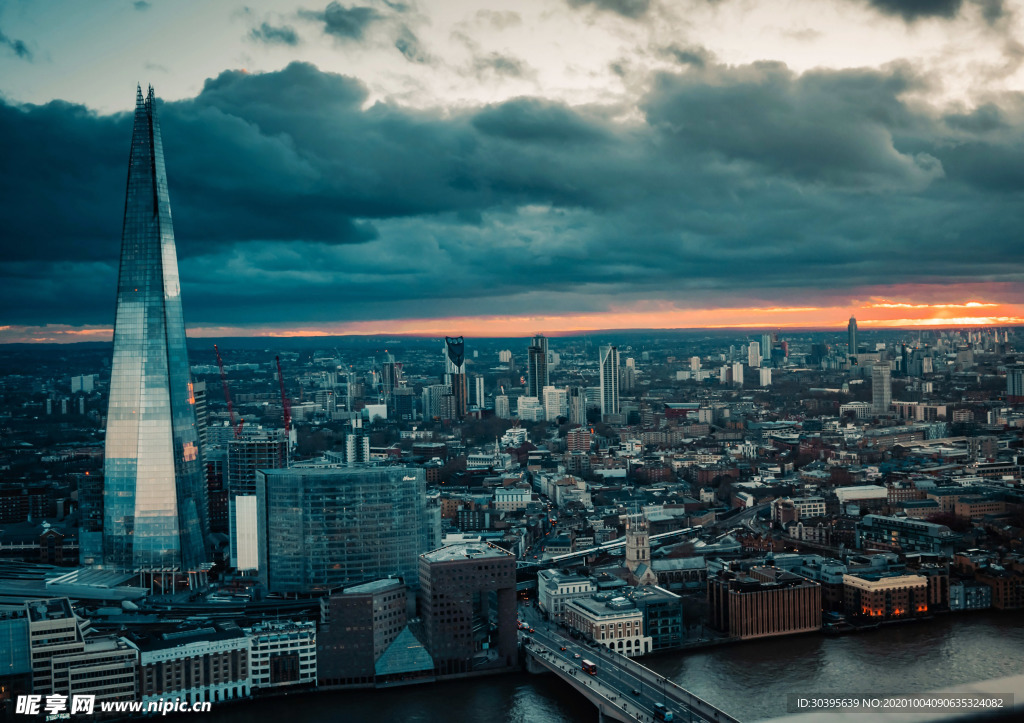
[581, 659, 597, 675]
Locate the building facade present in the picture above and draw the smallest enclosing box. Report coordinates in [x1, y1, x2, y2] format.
[599, 345, 620, 418]
[418, 542, 517, 675]
[102, 86, 208, 572]
[708, 567, 821, 640]
[256, 467, 429, 594]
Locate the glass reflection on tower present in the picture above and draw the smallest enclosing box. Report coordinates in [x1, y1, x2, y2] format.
[102, 86, 208, 572]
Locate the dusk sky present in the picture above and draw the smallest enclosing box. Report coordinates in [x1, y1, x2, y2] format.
[2, 0, 1024, 342]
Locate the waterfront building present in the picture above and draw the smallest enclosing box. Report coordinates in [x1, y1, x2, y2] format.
[246, 620, 317, 692]
[25, 598, 137, 701]
[318, 579, 410, 685]
[564, 594, 653, 657]
[256, 467, 429, 594]
[974, 567, 1024, 610]
[418, 542, 517, 675]
[708, 567, 821, 640]
[102, 86, 208, 573]
[843, 573, 929, 620]
[127, 622, 249, 705]
[949, 580, 993, 610]
[628, 586, 684, 653]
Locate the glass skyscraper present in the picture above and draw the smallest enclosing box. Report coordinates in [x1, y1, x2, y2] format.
[102, 86, 208, 571]
[255, 467, 430, 594]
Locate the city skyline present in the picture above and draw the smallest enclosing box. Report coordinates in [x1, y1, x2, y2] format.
[3, 0, 1024, 343]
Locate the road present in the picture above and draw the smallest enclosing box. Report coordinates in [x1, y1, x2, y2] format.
[519, 605, 709, 723]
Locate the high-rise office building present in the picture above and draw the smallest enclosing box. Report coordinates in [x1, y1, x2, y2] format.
[567, 386, 587, 425]
[494, 395, 511, 419]
[474, 375, 485, 408]
[527, 335, 549, 398]
[193, 380, 208, 458]
[848, 316, 858, 355]
[102, 86, 208, 572]
[872, 362, 892, 416]
[227, 429, 289, 569]
[599, 345, 620, 418]
[418, 543, 517, 675]
[620, 357, 636, 391]
[381, 353, 403, 405]
[445, 336, 468, 419]
[761, 333, 772, 362]
[732, 361, 745, 387]
[256, 467, 429, 594]
[1007, 365, 1024, 403]
[543, 385, 568, 421]
[748, 342, 761, 368]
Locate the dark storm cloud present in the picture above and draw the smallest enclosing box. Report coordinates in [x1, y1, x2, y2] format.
[864, 0, 963, 21]
[249, 22, 301, 46]
[566, 0, 651, 19]
[0, 28, 32, 60]
[642, 62, 943, 189]
[860, 0, 1007, 23]
[300, 2, 381, 40]
[4, 59, 1024, 328]
[472, 98, 608, 145]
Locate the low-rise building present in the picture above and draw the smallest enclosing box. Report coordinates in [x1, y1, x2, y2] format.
[127, 623, 250, 706]
[537, 569, 596, 622]
[246, 620, 316, 692]
[949, 580, 992, 611]
[843, 573, 929, 620]
[564, 594, 653, 657]
[857, 515, 960, 556]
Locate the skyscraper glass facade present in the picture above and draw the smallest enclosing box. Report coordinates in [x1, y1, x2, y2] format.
[102, 87, 208, 571]
[256, 467, 429, 594]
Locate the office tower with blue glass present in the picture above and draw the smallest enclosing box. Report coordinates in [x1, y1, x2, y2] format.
[255, 467, 429, 594]
[102, 86, 209, 572]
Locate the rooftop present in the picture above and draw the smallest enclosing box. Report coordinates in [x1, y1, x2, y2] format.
[421, 542, 513, 563]
[345, 578, 405, 595]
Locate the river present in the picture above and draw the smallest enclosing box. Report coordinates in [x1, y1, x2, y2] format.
[198, 612, 1024, 723]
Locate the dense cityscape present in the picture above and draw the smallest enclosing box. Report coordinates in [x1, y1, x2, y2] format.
[4, 1, 1024, 722]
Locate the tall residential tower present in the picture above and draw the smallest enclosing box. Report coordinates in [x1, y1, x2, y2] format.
[102, 87, 208, 572]
[527, 335, 549, 398]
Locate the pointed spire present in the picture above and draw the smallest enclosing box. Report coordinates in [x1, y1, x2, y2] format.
[135, 83, 144, 109]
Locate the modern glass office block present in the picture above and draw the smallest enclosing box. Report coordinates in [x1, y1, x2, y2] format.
[102, 86, 208, 571]
[256, 467, 429, 594]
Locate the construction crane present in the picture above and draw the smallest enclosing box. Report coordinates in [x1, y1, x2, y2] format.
[275, 356, 292, 434]
[214, 344, 243, 439]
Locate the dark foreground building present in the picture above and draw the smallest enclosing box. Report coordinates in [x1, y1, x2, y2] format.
[418, 542, 517, 675]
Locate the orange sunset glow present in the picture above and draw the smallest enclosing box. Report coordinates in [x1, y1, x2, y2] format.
[4, 299, 1023, 344]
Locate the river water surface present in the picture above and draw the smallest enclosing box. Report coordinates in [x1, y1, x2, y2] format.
[202, 612, 1024, 723]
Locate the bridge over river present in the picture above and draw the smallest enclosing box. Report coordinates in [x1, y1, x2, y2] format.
[523, 624, 739, 723]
